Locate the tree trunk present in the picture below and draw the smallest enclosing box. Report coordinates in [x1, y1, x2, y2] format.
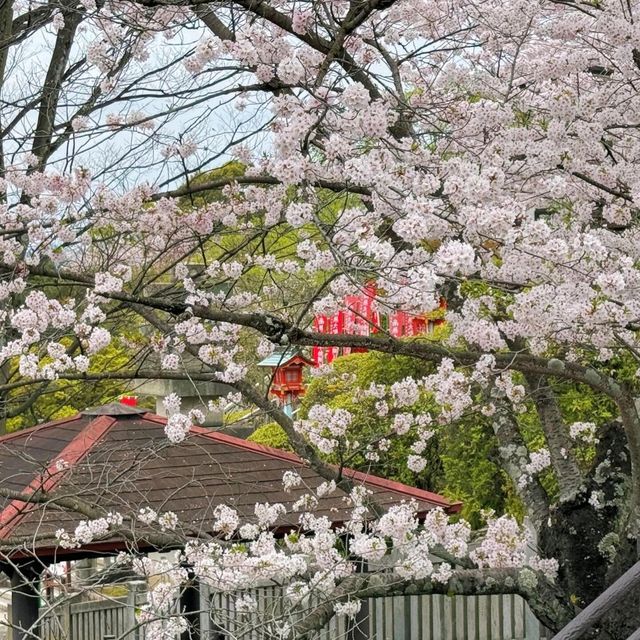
[539, 421, 639, 639]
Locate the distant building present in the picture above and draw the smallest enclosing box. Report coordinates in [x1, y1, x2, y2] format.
[257, 347, 314, 417]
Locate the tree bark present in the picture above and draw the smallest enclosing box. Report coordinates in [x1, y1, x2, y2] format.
[491, 398, 550, 529]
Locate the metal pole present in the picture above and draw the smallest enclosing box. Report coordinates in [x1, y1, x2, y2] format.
[348, 559, 370, 640]
[551, 560, 640, 640]
[180, 573, 201, 640]
[9, 566, 41, 640]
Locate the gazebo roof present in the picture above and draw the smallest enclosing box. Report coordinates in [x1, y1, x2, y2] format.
[0, 404, 460, 561]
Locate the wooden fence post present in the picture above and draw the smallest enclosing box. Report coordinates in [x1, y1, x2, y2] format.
[180, 573, 201, 640]
[9, 564, 41, 640]
[61, 600, 71, 640]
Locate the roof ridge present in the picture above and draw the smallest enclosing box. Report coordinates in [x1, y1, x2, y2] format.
[0, 415, 118, 540]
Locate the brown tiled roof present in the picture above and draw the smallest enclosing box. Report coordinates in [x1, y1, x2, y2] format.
[0, 409, 460, 560]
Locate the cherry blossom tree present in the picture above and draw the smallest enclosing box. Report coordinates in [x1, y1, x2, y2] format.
[2, 0, 640, 636]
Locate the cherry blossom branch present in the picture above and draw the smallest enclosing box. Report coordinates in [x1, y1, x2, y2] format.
[153, 174, 371, 201]
[6, 260, 628, 395]
[227, 0, 385, 102]
[30, 0, 84, 169]
[0, 369, 224, 394]
[0, 485, 199, 555]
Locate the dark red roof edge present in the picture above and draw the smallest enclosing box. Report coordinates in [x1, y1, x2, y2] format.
[6, 539, 162, 562]
[143, 413, 461, 513]
[344, 467, 462, 513]
[0, 415, 117, 539]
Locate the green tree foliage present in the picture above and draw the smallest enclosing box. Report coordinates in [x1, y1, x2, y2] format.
[178, 162, 366, 392]
[301, 352, 442, 484]
[178, 161, 248, 208]
[248, 421, 294, 451]
[304, 351, 518, 527]
[245, 348, 619, 528]
[5, 338, 135, 432]
[248, 349, 511, 527]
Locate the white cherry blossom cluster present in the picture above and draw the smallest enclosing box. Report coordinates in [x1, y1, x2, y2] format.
[569, 422, 599, 445]
[334, 600, 362, 618]
[212, 505, 240, 539]
[255, 502, 287, 528]
[55, 512, 123, 549]
[470, 515, 543, 575]
[138, 507, 158, 525]
[2, 292, 81, 379]
[235, 593, 258, 613]
[164, 413, 191, 444]
[294, 405, 353, 454]
[282, 470, 303, 492]
[423, 359, 473, 421]
[94, 272, 124, 294]
[518, 449, 552, 489]
[524, 449, 552, 476]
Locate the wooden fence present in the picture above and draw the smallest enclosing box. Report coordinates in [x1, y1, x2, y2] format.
[41, 596, 138, 640]
[23, 583, 550, 640]
[208, 586, 551, 640]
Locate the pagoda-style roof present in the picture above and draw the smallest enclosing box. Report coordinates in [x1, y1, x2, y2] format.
[0, 405, 460, 561]
[257, 347, 315, 368]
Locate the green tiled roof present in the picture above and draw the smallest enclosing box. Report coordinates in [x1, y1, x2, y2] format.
[257, 347, 307, 367]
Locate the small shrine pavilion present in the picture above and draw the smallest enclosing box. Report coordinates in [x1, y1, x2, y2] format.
[257, 347, 315, 416]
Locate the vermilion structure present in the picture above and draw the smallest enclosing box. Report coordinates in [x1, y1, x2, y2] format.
[313, 285, 447, 365]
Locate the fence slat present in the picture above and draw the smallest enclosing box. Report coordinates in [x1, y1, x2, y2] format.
[503, 593, 514, 639]
[491, 595, 503, 639]
[478, 595, 491, 639]
[466, 595, 478, 640]
[431, 594, 441, 638]
[444, 596, 454, 640]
